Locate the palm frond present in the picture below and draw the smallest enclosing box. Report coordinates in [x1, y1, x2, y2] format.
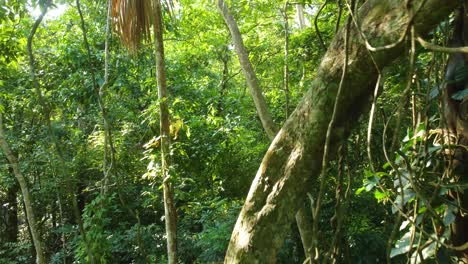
[111, 0, 155, 52]
[161, 0, 179, 26]
[111, 0, 180, 52]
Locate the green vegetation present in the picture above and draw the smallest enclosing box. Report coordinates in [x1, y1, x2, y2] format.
[0, 0, 466, 263]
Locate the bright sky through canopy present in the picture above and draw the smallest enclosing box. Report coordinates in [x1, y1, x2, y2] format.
[31, 3, 67, 20]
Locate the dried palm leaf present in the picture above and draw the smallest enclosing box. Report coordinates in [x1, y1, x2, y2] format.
[111, 0, 155, 52]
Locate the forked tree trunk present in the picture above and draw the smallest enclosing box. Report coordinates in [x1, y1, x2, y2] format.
[0, 115, 46, 264]
[218, 2, 314, 260]
[153, 1, 178, 263]
[217, 0, 278, 140]
[224, 0, 459, 262]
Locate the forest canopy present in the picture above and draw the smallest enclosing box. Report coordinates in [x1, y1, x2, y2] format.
[0, 0, 467, 263]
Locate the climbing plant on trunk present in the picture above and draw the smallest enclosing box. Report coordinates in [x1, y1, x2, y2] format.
[224, 0, 460, 262]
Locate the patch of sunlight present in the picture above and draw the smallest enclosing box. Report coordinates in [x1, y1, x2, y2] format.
[237, 225, 251, 248]
[87, 129, 104, 148]
[31, 3, 67, 20]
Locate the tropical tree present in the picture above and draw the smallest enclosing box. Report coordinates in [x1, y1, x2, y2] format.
[0, 114, 45, 263]
[111, 0, 178, 263]
[1, 0, 467, 263]
[223, 0, 462, 262]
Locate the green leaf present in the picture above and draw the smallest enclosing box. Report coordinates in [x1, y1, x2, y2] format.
[429, 86, 439, 100]
[451, 89, 468, 101]
[355, 186, 366, 195]
[374, 190, 387, 202]
[390, 231, 414, 258]
[375, 171, 389, 178]
[443, 205, 456, 226]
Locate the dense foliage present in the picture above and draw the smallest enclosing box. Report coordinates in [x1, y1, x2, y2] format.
[0, 0, 466, 263]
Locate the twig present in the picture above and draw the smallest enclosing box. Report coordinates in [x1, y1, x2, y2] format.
[417, 35, 468, 53]
[315, 0, 329, 51]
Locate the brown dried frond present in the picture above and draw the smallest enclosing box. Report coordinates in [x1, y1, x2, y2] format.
[111, 0, 156, 53]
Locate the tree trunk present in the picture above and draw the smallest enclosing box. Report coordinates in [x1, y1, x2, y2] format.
[283, 2, 290, 118]
[0, 114, 46, 264]
[153, 1, 178, 263]
[295, 205, 313, 262]
[450, 137, 468, 261]
[296, 4, 306, 30]
[442, 3, 468, 261]
[217, 0, 278, 140]
[5, 168, 19, 243]
[27, 1, 92, 262]
[218, 2, 315, 260]
[224, 0, 459, 262]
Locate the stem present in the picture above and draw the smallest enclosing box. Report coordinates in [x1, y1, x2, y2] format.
[153, 1, 178, 263]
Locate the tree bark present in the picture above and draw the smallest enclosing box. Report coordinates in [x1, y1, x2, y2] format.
[295, 205, 313, 262]
[283, 2, 290, 118]
[224, 0, 459, 262]
[218, 2, 315, 260]
[0, 114, 46, 264]
[4, 167, 19, 243]
[442, 3, 468, 261]
[154, 1, 178, 263]
[5, 167, 19, 243]
[217, 0, 278, 140]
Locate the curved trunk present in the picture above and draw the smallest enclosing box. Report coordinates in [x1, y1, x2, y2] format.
[218, 2, 314, 260]
[224, 0, 459, 262]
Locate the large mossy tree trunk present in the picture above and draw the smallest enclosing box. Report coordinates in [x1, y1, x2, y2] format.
[224, 0, 459, 263]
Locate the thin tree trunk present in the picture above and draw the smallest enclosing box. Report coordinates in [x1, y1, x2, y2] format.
[5, 166, 19, 243]
[283, 2, 290, 118]
[217, 0, 277, 140]
[219, 1, 314, 259]
[0, 115, 45, 264]
[56, 192, 67, 264]
[27, 1, 92, 262]
[76, 0, 114, 193]
[76, 0, 115, 195]
[296, 4, 306, 30]
[154, 1, 177, 263]
[217, 51, 229, 114]
[224, 0, 459, 262]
